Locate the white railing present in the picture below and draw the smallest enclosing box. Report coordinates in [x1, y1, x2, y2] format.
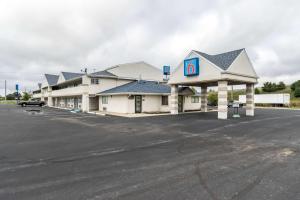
[32, 93, 42, 98]
[51, 85, 87, 97]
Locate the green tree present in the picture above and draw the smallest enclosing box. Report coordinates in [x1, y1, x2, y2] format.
[262, 82, 285, 92]
[6, 92, 21, 100]
[294, 87, 300, 98]
[276, 81, 286, 90]
[22, 92, 31, 101]
[208, 91, 218, 106]
[291, 80, 300, 91]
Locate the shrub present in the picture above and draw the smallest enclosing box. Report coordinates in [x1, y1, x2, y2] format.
[255, 88, 260, 94]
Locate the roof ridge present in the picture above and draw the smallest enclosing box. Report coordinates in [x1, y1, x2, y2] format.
[61, 71, 84, 74]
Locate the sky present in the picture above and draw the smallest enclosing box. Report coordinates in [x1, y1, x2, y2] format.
[0, 0, 299, 95]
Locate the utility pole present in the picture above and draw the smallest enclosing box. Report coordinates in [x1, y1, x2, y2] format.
[231, 85, 234, 101]
[4, 80, 7, 101]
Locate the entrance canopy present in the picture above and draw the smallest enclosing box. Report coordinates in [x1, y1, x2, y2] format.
[168, 48, 259, 119]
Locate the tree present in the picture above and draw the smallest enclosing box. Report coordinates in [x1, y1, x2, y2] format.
[22, 92, 31, 101]
[6, 92, 21, 100]
[277, 81, 286, 90]
[255, 88, 261, 94]
[294, 87, 300, 98]
[262, 82, 286, 92]
[208, 92, 218, 106]
[291, 80, 300, 91]
[262, 82, 276, 92]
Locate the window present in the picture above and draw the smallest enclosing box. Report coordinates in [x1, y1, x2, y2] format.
[102, 96, 108, 104]
[91, 78, 99, 85]
[162, 96, 168, 105]
[191, 96, 199, 103]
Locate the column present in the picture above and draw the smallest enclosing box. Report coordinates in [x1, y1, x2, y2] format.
[82, 93, 90, 112]
[246, 83, 255, 116]
[48, 97, 53, 107]
[170, 85, 178, 114]
[47, 86, 53, 107]
[201, 86, 208, 112]
[218, 81, 228, 119]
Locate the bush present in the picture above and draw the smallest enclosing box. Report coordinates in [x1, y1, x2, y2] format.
[294, 87, 300, 98]
[255, 88, 260, 94]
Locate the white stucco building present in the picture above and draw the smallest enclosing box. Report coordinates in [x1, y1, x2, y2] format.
[33, 48, 258, 119]
[33, 61, 201, 114]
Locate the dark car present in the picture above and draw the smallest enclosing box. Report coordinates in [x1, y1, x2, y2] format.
[18, 99, 45, 107]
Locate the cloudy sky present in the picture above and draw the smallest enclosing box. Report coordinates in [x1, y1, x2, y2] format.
[0, 0, 299, 95]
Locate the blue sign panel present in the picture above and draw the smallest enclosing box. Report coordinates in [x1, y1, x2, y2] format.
[163, 66, 170, 75]
[184, 57, 199, 76]
[16, 84, 19, 91]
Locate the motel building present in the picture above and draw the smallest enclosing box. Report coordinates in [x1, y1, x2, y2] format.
[32, 48, 258, 119]
[32, 61, 201, 114]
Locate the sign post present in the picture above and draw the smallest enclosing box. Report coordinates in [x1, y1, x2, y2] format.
[16, 84, 19, 103]
[232, 102, 240, 118]
[163, 66, 170, 80]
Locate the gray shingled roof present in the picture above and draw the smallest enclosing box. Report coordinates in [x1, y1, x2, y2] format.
[45, 74, 59, 86]
[98, 80, 196, 95]
[194, 49, 244, 70]
[98, 81, 170, 94]
[61, 72, 84, 81]
[90, 70, 116, 77]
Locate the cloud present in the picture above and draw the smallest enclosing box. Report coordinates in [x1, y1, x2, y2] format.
[0, 0, 299, 95]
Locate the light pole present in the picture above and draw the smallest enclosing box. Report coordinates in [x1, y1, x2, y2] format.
[4, 80, 7, 101]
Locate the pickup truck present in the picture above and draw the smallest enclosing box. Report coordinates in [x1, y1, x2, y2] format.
[18, 99, 45, 107]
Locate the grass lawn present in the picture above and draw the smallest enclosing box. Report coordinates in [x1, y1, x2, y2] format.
[290, 98, 300, 108]
[0, 100, 17, 105]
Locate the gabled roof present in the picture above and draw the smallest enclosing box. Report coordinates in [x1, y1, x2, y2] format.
[98, 80, 196, 95]
[45, 74, 59, 86]
[61, 72, 84, 81]
[98, 80, 170, 95]
[194, 49, 244, 70]
[90, 70, 116, 77]
[104, 61, 163, 81]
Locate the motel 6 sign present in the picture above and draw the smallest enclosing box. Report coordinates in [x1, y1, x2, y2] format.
[184, 57, 199, 76]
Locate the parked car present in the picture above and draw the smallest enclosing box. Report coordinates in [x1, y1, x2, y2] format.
[18, 99, 45, 107]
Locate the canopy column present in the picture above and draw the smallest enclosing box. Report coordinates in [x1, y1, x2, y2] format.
[201, 86, 208, 112]
[218, 81, 228, 119]
[246, 83, 255, 116]
[170, 85, 178, 114]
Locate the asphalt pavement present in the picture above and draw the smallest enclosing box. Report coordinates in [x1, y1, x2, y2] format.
[0, 104, 300, 200]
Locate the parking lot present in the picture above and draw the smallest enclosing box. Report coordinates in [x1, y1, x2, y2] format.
[0, 104, 300, 200]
